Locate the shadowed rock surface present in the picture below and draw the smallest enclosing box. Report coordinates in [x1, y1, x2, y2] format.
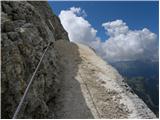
[1, 1, 68, 118]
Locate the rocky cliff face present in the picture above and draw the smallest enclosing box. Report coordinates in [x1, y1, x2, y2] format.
[1, 1, 68, 118]
[1, 1, 157, 119]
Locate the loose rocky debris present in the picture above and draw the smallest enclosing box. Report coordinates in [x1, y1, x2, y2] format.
[54, 40, 157, 119]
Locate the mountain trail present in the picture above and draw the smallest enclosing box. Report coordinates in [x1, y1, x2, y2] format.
[53, 40, 156, 119]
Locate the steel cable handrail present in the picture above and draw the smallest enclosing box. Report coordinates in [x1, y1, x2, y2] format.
[12, 42, 52, 119]
[79, 72, 101, 119]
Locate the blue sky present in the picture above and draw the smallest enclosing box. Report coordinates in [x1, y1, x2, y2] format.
[48, 1, 158, 62]
[48, 1, 158, 41]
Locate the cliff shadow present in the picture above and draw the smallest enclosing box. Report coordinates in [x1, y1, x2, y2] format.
[48, 40, 94, 118]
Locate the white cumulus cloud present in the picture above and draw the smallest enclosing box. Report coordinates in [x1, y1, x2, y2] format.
[102, 20, 129, 37]
[102, 20, 158, 62]
[59, 7, 99, 45]
[59, 7, 158, 62]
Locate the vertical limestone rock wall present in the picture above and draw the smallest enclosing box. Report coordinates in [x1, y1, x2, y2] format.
[1, 1, 69, 118]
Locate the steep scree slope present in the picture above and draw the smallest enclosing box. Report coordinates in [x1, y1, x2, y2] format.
[54, 40, 156, 119]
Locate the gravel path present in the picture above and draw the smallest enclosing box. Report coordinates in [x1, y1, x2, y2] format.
[53, 40, 156, 119]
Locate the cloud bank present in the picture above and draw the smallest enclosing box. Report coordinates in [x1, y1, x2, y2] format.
[59, 7, 158, 62]
[59, 7, 99, 45]
[102, 20, 158, 61]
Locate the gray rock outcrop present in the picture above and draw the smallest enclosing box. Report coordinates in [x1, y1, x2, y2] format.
[1, 1, 68, 118]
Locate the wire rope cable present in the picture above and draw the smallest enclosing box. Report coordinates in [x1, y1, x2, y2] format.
[79, 73, 101, 119]
[12, 42, 51, 119]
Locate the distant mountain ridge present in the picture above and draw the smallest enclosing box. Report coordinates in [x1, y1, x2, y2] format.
[110, 60, 159, 116]
[110, 60, 158, 78]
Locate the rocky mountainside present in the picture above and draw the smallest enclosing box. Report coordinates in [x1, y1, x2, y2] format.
[53, 40, 156, 119]
[1, 1, 68, 118]
[1, 1, 157, 119]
